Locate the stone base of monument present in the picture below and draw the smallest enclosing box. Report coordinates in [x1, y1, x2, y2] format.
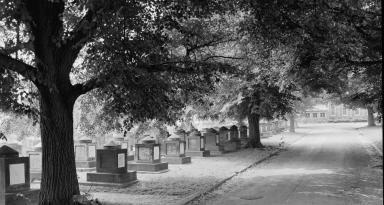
[127, 155, 134, 161]
[205, 145, 226, 156]
[223, 142, 237, 152]
[4, 189, 40, 205]
[185, 150, 210, 157]
[163, 156, 191, 164]
[76, 160, 96, 172]
[128, 162, 169, 173]
[82, 171, 137, 187]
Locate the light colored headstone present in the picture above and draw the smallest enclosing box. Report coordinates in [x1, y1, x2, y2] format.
[153, 146, 160, 160]
[166, 144, 177, 155]
[117, 153, 125, 168]
[75, 146, 87, 161]
[29, 154, 41, 170]
[180, 143, 185, 154]
[138, 147, 151, 160]
[88, 145, 96, 158]
[188, 138, 199, 149]
[9, 163, 25, 185]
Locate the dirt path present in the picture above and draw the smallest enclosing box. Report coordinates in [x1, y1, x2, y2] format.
[190, 123, 383, 205]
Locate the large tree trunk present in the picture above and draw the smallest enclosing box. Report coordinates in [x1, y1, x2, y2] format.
[288, 114, 295, 133]
[38, 89, 79, 205]
[248, 113, 264, 148]
[367, 106, 376, 127]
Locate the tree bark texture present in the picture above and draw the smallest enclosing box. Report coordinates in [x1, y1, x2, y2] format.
[367, 106, 376, 127]
[248, 113, 264, 148]
[38, 88, 79, 205]
[288, 114, 295, 133]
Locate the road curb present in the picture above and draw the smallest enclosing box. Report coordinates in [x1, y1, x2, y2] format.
[172, 149, 283, 205]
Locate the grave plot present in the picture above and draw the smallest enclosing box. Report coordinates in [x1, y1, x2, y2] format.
[80, 145, 280, 205]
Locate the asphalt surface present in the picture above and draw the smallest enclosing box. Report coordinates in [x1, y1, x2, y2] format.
[202, 123, 383, 205]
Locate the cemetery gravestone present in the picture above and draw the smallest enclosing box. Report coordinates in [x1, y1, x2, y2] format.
[163, 133, 191, 164]
[185, 130, 210, 157]
[83, 141, 137, 187]
[239, 125, 248, 148]
[174, 128, 187, 141]
[128, 135, 168, 173]
[201, 128, 225, 155]
[114, 136, 134, 161]
[0, 145, 39, 205]
[27, 143, 42, 182]
[74, 137, 97, 172]
[260, 123, 272, 138]
[218, 127, 237, 152]
[229, 125, 241, 150]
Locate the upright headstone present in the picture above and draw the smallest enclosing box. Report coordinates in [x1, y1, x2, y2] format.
[201, 128, 225, 155]
[239, 125, 248, 148]
[218, 127, 236, 152]
[163, 133, 191, 164]
[114, 136, 134, 161]
[128, 135, 168, 173]
[83, 141, 137, 187]
[74, 137, 96, 172]
[229, 125, 241, 149]
[174, 128, 187, 141]
[27, 143, 42, 182]
[0, 145, 39, 205]
[185, 130, 210, 157]
[260, 122, 272, 138]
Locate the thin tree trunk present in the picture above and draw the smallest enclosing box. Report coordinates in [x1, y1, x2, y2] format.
[39, 89, 79, 205]
[248, 113, 263, 148]
[367, 106, 376, 127]
[288, 114, 295, 133]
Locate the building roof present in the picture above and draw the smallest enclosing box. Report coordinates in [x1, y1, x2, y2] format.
[306, 104, 328, 112]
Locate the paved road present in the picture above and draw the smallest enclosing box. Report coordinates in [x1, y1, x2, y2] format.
[201, 123, 383, 205]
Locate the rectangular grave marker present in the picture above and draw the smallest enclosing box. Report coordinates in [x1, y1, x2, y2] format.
[166, 144, 177, 155]
[153, 146, 160, 160]
[188, 138, 199, 150]
[88, 145, 96, 158]
[180, 143, 185, 155]
[29, 154, 41, 170]
[75, 146, 87, 161]
[9, 163, 25, 185]
[117, 153, 125, 168]
[138, 147, 151, 161]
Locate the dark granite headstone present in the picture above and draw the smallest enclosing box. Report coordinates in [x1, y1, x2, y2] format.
[218, 127, 229, 143]
[84, 142, 137, 187]
[218, 127, 237, 152]
[201, 128, 225, 155]
[239, 126, 247, 139]
[0, 145, 30, 193]
[0, 145, 39, 205]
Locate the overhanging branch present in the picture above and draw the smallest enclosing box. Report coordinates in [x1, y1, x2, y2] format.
[0, 53, 40, 84]
[0, 40, 34, 55]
